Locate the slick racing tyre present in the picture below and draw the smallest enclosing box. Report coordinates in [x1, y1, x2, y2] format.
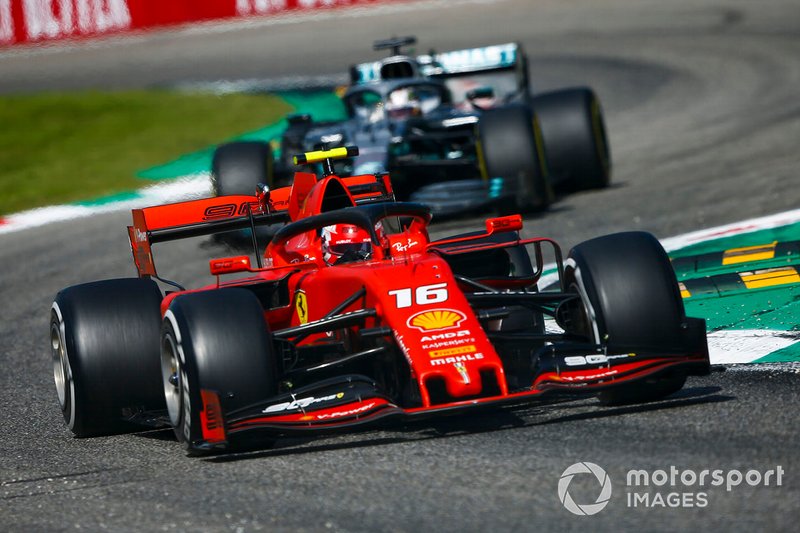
[211, 141, 276, 243]
[50, 278, 164, 437]
[278, 113, 313, 179]
[211, 141, 274, 196]
[532, 87, 611, 191]
[161, 289, 278, 455]
[562, 232, 687, 405]
[477, 104, 552, 214]
[563, 231, 685, 348]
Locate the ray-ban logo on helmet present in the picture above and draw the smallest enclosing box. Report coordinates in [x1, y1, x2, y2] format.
[558, 462, 612, 516]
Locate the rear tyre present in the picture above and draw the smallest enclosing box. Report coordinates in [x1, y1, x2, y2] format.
[532, 87, 611, 191]
[211, 141, 274, 197]
[562, 232, 688, 404]
[477, 104, 552, 214]
[161, 289, 278, 455]
[50, 278, 164, 437]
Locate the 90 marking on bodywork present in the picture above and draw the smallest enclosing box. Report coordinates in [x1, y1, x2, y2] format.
[202, 201, 260, 220]
[388, 283, 448, 308]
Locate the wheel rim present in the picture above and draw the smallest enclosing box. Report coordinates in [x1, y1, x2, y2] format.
[161, 333, 182, 427]
[50, 320, 69, 409]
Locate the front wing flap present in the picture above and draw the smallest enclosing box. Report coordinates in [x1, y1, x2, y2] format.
[190, 334, 708, 448]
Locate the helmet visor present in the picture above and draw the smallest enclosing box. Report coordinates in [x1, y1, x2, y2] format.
[328, 242, 372, 258]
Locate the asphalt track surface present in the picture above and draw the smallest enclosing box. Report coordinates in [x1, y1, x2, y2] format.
[2, 0, 800, 530]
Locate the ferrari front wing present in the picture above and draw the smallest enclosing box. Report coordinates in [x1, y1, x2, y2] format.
[188, 342, 710, 452]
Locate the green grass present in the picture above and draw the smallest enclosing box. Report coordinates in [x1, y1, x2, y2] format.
[0, 90, 292, 215]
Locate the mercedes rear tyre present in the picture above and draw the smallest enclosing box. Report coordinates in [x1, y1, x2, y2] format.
[161, 289, 278, 455]
[278, 114, 313, 180]
[532, 87, 611, 191]
[211, 141, 274, 197]
[477, 104, 552, 215]
[50, 278, 164, 437]
[562, 231, 688, 405]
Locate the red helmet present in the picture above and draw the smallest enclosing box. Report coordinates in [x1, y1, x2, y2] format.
[321, 224, 373, 264]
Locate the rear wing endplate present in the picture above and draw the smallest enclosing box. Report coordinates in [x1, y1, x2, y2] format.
[128, 195, 288, 277]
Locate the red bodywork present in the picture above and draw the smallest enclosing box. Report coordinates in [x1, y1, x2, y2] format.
[128, 169, 709, 447]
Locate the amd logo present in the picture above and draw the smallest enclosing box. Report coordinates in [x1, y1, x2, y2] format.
[420, 330, 471, 342]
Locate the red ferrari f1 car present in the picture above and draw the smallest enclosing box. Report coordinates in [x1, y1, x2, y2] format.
[50, 147, 709, 455]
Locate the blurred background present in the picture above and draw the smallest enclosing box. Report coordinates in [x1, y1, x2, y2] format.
[1, 1, 799, 531]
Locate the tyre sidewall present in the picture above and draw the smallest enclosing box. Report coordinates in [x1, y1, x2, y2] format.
[478, 104, 551, 212]
[51, 278, 163, 437]
[161, 311, 199, 448]
[211, 141, 274, 196]
[564, 232, 685, 350]
[532, 87, 611, 190]
[162, 289, 277, 453]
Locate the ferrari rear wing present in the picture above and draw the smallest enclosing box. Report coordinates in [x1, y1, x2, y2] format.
[128, 195, 288, 277]
[128, 171, 395, 277]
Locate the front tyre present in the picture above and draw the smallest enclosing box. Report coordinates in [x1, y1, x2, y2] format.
[563, 231, 685, 349]
[562, 232, 688, 404]
[50, 278, 164, 437]
[597, 373, 687, 406]
[211, 141, 276, 243]
[477, 104, 552, 214]
[211, 141, 274, 196]
[532, 87, 611, 191]
[161, 289, 278, 455]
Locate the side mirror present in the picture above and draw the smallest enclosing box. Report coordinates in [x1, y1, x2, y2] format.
[210, 255, 251, 276]
[486, 215, 523, 234]
[256, 183, 270, 211]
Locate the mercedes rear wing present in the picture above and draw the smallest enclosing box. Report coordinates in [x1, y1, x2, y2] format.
[350, 42, 530, 101]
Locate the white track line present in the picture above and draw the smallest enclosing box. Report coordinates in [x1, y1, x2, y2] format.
[660, 208, 800, 252]
[0, 174, 210, 235]
[707, 330, 799, 365]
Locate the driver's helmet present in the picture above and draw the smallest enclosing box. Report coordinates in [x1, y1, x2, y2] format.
[321, 224, 372, 265]
[386, 87, 421, 119]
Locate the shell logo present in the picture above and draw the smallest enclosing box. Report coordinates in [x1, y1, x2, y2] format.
[406, 308, 467, 332]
